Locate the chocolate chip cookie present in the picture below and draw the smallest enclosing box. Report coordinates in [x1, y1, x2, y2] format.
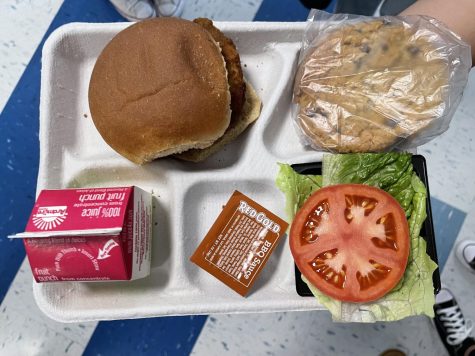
[294, 19, 449, 152]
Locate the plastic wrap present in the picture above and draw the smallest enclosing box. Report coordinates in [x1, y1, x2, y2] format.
[293, 10, 471, 153]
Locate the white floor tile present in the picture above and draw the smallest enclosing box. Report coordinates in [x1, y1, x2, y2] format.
[419, 69, 475, 212]
[181, 0, 263, 21]
[191, 312, 447, 355]
[0, 0, 63, 114]
[439, 206, 475, 334]
[0, 259, 96, 356]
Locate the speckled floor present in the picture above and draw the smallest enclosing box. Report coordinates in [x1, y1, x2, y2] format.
[1, 0, 474, 355]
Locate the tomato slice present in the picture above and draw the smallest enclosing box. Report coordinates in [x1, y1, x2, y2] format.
[290, 184, 410, 303]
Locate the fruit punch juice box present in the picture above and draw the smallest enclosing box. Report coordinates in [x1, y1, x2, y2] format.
[9, 187, 152, 282]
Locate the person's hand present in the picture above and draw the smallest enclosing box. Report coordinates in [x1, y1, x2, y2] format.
[401, 0, 475, 63]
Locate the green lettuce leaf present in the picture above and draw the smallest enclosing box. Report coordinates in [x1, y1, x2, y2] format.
[275, 163, 322, 220]
[276, 153, 438, 322]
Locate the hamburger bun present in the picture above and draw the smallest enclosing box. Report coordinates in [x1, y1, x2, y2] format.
[175, 18, 263, 162]
[176, 80, 262, 162]
[193, 18, 246, 119]
[88, 18, 231, 164]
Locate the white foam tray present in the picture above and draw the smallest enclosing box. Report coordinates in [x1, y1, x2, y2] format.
[34, 21, 327, 322]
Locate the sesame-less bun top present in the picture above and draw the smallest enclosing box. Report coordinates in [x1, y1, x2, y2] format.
[88, 18, 231, 164]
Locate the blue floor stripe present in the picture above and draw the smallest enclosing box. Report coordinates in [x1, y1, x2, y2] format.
[84, 316, 207, 356]
[431, 197, 466, 270]
[254, 0, 310, 21]
[254, 0, 336, 21]
[0, 0, 124, 304]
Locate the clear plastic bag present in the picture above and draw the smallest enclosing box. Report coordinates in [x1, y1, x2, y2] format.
[293, 10, 472, 153]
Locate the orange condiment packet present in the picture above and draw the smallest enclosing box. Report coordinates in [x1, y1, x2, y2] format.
[190, 190, 288, 296]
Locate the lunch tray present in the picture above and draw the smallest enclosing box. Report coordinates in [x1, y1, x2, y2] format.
[292, 155, 441, 297]
[33, 21, 337, 322]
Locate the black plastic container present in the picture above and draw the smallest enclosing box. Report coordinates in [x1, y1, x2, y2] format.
[291, 154, 441, 297]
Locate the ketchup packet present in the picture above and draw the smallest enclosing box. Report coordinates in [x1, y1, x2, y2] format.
[190, 191, 288, 296]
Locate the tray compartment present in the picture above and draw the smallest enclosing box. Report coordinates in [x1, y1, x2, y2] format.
[34, 22, 329, 322]
[181, 179, 288, 291]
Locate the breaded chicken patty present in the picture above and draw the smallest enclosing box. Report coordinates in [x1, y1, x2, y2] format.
[194, 18, 246, 120]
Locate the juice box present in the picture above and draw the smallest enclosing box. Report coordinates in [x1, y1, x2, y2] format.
[9, 187, 152, 282]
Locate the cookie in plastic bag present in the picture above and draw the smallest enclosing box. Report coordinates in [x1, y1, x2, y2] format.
[293, 10, 471, 152]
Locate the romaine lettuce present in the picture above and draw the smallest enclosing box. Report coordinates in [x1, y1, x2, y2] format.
[276, 153, 438, 322]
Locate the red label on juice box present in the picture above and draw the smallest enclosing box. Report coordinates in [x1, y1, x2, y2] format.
[10, 187, 152, 283]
